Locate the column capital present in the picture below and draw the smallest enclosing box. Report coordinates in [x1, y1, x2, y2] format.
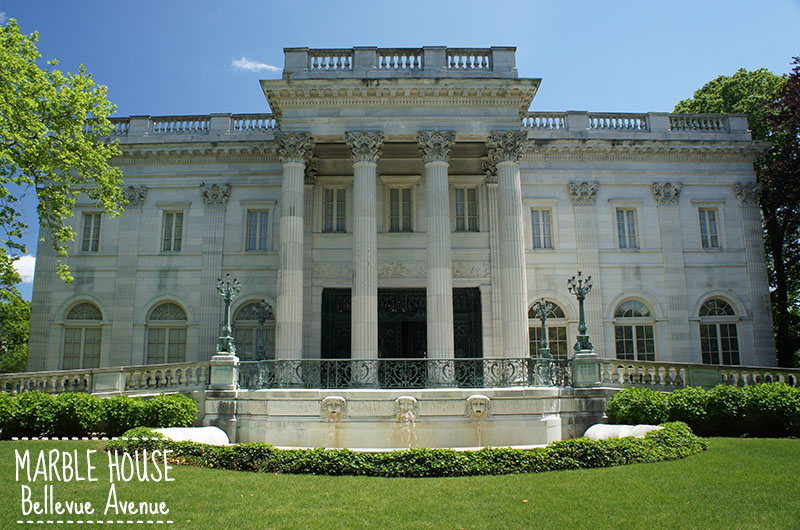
[486, 130, 527, 163]
[346, 131, 384, 164]
[482, 155, 498, 184]
[652, 182, 682, 206]
[734, 182, 760, 205]
[200, 183, 231, 208]
[274, 131, 314, 164]
[123, 185, 147, 210]
[417, 130, 456, 163]
[568, 181, 599, 206]
[305, 157, 319, 185]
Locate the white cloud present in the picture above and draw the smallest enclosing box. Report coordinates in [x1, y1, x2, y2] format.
[13, 255, 35, 284]
[231, 56, 281, 73]
[0, 12, 8, 25]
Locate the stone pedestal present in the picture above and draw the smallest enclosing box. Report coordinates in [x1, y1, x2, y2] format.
[209, 353, 240, 390]
[572, 351, 601, 388]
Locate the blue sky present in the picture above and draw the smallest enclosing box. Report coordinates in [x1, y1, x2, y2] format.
[2, 0, 799, 299]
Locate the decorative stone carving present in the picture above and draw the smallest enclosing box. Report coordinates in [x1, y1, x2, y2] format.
[452, 261, 490, 278]
[346, 131, 384, 164]
[652, 182, 682, 205]
[304, 156, 319, 185]
[417, 130, 456, 163]
[568, 181, 599, 206]
[123, 185, 147, 209]
[320, 396, 347, 422]
[734, 182, 760, 205]
[466, 395, 490, 420]
[200, 183, 231, 208]
[482, 154, 497, 183]
[486, 130, 527, 163]
[274, 131, 314, 164]
[394, 395, 417, 421]
[378, 262, 426, 279]
[312, 262, 353, 278]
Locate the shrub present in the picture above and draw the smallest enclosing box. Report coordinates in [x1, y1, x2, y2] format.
[142, 393, 198, 428]
[0, 392, 20, 439]
[605, 387, 668, 424]
[743, 383, 800, 437]
[106, 422, 707, 479]
[9, 391, 56, 438]
[667, 387, 709, 434]
[102, 396, 145, 437]
[705, 385, 746, 436]
[51, 392, 103, 438]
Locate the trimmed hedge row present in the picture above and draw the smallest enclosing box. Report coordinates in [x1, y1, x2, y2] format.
[106, 422, 707, 478]
[606, 383, 800, 437]
[0, 391, 198, 439]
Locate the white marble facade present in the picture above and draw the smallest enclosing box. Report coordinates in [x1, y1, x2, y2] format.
[27, 46, 776, 371]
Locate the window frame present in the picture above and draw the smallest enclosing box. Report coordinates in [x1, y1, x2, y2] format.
[246, 209, 271, 251]
[146, 302, 188, 364]
[613, 299, 656, 361]
[698, 208, 720, 249]
[698, 298, 740, 365]
[232, 301, 276, 361]
[528, 301, 569, 360]
[691, 201, 726, 250]
[62, 302, 103, 370]
[322, 187, 347, 233]
[80, 213, 102, 253]
[615, 207, 639, 250]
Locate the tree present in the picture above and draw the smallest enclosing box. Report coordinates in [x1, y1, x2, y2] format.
[675, 65, 800, 367]
[0, 18, 124, 285]
[0, 266, 31, 373]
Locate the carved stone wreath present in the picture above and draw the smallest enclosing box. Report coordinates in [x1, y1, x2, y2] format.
[652, 182, 682, 205]
[568, 181, 599, 206]
[123, 185, 147, 209]
[200, 183, 231, 208]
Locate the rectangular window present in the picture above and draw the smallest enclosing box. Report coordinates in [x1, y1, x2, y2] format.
[63, 328, 82, 370]
[389, 188, 412, 232]
[81, 214, 101, 252]
[699, 208, 720, 248]
[616, 208, 638, 249]
[323, 189, 346, 233]
[529, 326, 568, 360]
[615, 325, 654, 361]
[246, 210, 269, 251]
[531, 208, 553, 249]
[455, 188, 478, 232]
[162, 212, 184, 252]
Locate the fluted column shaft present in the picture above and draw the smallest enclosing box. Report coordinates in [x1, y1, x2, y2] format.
[275, 133, 313, 360]
[488, 131, 530, 358]
[347, 131, 383, 359]
[419, 131, 456, 359]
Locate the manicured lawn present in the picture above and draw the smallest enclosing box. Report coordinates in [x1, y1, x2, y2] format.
[1, 437, 798, 529]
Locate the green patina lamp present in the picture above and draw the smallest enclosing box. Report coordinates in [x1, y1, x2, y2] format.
[567, 271, 594, 352]
[216, 274, 242, 355]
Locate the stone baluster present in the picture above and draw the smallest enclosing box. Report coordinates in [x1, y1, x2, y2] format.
[418, 131, 456, 359]
[347, 131, 384, 359]
[487, 131, 530, 358]
[275, 132, 314, 360]
[652, 182, 691, 362]
[734, 182, 777, 366]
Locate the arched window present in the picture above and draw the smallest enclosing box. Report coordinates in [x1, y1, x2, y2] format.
[63, 302, 102, 369]
[614, 299, 655, 361]
[699, 298, 739, 365]
[528, 302, 568, 360]
[233, 302, 275, 360]
[146, 302, 187, 364]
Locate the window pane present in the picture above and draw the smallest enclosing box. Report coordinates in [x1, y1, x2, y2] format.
[719, 324, 739, 365]
[542, 209, 552, 248]
[708, 210, 719, 248]
[63, 328, 83, 370]
[617, 209, 627, 248]
[531, 210, 541, 249]
[91, 215, 100, 252]
[615, 325, 634, 360]
[173, 213, 183, 251]
[324, 190, 334, 232]
[259, 211, 268, 250]
[626, 210, 637, 248]
[147, 328, 166, 364]
[83, 328, 102, 368]
[163, 213, 173, 251]
[167, 328, 187, 363]
[700, 324, 719, 364]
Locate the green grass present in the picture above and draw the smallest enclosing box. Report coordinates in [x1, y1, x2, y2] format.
[1, 438, 798, 529]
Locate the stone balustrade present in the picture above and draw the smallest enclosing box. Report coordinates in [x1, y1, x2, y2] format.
[0, 361, 211, 395]
[96, 113, 277, 142]
[283, 46, 518, 79]
[523, 111, 752, 140]
[599, 359, 800, 389]
[152, 115, 210, 135]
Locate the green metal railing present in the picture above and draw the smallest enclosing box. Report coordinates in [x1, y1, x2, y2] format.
[238, 357, 572, 389]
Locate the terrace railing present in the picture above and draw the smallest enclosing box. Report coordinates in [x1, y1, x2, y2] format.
[238, 357, 571, 389]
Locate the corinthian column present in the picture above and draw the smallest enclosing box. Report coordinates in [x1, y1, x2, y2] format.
[487, 131, 530, 358]
[347, 131, 383, 359]
[275, 132, 313, 360]
[418, 131, 456, 359]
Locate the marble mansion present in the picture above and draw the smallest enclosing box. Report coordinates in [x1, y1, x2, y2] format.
[27, 46, 776, 374]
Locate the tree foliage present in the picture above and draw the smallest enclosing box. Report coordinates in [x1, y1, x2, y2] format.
[674, 64, 800, 366]
[0, 18, 124, 284]
[0, 265, 30, 373]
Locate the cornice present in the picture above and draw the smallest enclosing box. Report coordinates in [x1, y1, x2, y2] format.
[523, 142, 766, 162]
[111, 145, 278, 165]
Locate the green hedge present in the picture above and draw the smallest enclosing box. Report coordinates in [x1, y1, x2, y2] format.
[105, 422, 707, 478]
[0, 392, 198, 439]
[606, 383, 800, 437]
